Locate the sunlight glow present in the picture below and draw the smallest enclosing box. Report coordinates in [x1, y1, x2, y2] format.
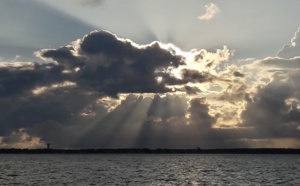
[32, 81, 77, 95]
[0, 129, 45, 149]
[96, 94, 127, 112]
[157, 44, 232, 98]
[0, 62, 35, 69]
[198, 3, 220, 21]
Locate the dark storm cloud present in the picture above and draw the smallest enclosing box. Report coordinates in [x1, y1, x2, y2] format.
[37, 30, 232, 97]
[37, 30, 185, 97]
[241, 75, 300, 139]
[79, 30, 138, 57]
[0, 30, 189, 148]
[25, 90, 106, 148]
[0, 63, 66, 97]
[38, 46, 83, 68]
[233, 71, 245, 78]
[0, 82, 106, 149]
[0, 61, 95, 140]
[3, 28, 300, 149]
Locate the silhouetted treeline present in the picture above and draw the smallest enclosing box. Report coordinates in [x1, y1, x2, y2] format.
[0, 148, 300, 154]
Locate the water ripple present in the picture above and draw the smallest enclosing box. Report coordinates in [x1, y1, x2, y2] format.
[0, 154, 300, 185]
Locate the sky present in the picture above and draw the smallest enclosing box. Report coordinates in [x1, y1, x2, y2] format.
[1, 0, 300, 149]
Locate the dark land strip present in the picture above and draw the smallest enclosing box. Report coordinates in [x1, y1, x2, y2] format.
[1, 148, 300, 154]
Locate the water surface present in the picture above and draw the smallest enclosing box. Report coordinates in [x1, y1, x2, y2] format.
[1, 154, 299, 185]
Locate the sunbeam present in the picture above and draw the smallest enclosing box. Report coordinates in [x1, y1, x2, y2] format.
[72, 94, 151, 148]
[102, 95, 143, 147]
[107, 96, 152, 148]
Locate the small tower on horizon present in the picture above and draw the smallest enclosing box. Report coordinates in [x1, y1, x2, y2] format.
[46, 143, 50, 150]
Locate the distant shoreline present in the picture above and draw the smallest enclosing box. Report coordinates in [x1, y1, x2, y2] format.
[1, 148, 300, 154]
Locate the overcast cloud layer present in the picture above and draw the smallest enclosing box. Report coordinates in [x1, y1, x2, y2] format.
[1, 28, 300, 149]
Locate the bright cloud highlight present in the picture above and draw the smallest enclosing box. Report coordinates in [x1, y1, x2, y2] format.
[198, 3, 220, 21]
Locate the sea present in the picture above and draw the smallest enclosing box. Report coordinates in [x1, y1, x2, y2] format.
[0, 154, 299, 185]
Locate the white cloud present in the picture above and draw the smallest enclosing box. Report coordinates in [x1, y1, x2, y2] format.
[277, 27, 300, 58]
[198, 3, 220, 20]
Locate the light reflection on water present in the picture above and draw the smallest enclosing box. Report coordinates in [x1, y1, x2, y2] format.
[0, 154, 300, 185]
